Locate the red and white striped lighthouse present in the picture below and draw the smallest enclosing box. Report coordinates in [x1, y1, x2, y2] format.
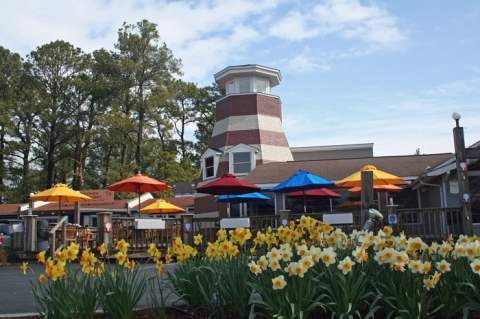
[200, 64, 293, 181]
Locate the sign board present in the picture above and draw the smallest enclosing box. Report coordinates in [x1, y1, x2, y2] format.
[388, 213, 398, 225]
[449, 180, 459, 194]
[11, 223, 24, 233]
[220, 218, 250, 229]
[322, 213, 353, 225]
[135, 218, 165, 230]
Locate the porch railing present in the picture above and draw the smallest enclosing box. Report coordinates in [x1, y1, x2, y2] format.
[111, 217, 181, 251]
[396, 207, 462, 240]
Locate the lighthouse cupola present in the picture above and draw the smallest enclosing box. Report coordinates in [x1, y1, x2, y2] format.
[200, 64, 293, 181]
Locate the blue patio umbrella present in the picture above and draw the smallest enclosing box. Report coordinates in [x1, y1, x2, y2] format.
[217, 192, 270, 203]
[217, 192, 270, 217]
[272, 170, 334, 212]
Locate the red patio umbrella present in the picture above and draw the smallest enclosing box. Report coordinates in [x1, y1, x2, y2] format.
[107, 172, 170, 211]
[287, 188, 341, 212]
[196, 173, 260, 195]
[287, 188, 341, 197]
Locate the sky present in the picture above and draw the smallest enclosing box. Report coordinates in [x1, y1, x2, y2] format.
[1, 0, 479, 156]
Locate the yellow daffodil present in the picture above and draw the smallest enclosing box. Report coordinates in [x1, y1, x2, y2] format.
[98, 243, 107, 256]
[439, 242, 452, 257]
[272, 275, 287, 290]
[338, 256, 355, 275]
[153, 258, 162, 273]
[194, 234, 203, 246]
[115, 251, 127, 265]
[125, 259, 136, 270]
[269, 258, 281, 271]
[36, 251, 46, 264]
[248, 261, 262, 275]
[436, 260, 451, 273]
[408, 260, 423, 274]
[258, 256, 268, 270]
[470, 259, 480, 275]
[38, 274, 47, 284]
[20, 262, 29, 275]
[320, 247, 337, 267]
[116, 239, 129, 253]
[147, 243, 160, 258]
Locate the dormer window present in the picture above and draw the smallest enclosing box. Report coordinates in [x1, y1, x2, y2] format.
[232, 152, 252, 174]
[204, 156, 215, 178]
[201, 148, 222, 180]
[226, 144, 257, 176]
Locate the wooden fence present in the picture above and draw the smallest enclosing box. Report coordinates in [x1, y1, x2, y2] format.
[42, 206, 463, 256]
[111, 217, 181, 251]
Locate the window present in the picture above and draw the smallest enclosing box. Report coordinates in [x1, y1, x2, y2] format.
[226, 80, 235, 95]
[204, 156, 215, 178]
[232, 152, 251, 174]
[255, 78, 267, 93]
[238, 78, 250, 93]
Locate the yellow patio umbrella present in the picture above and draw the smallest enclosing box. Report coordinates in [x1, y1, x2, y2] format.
[30, 183, 92, 210]
[335, 165, 404, 188]
[140, 199, 185, 214]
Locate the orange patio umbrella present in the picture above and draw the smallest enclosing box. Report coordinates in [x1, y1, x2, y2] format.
[107, 172, 170, 211]
[335, 165, 404, 188]
[348, 184, 403, 193]
[31, 183, 92, 210]
[140, 199, 185, 214]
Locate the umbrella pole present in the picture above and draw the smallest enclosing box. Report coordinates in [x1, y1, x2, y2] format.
[303, 194, 306, 213]
[329, 198, 333, 212]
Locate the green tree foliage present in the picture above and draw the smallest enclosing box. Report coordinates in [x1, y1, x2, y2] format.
[0, 20, 219, 202]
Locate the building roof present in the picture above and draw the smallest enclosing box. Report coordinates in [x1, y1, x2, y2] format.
[0, 204, 22, 216]
[245, 153, 453, 185]
[290, 143, 374, 153]
[214, 64, 282, 87]
[0, 195, 195, 217]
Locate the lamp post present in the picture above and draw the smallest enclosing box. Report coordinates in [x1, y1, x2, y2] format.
[452, 112, 473, 235]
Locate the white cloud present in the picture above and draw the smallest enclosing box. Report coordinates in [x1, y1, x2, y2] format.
[270, 0, 406, 48]
[285, 48, 331, 73]
[0, 0, 279, 83]
[284, 77, 480, 156]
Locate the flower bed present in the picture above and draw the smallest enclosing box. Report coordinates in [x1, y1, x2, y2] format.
[21, 216, 480, 318]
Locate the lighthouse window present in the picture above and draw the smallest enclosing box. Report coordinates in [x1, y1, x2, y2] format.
[238, 78, 250, 93]
[226, 80, 235, 94]
[255, 78, 267, 93]
[232, 152, 252, 174]
[204, 156, 215, 178]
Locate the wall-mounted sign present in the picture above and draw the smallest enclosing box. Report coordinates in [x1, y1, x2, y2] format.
[135, 219, 165, 230]
[388, 214, 398, 225]
[323, 213, 353, 225]
[449, 180, 459, 194]
[220, 218, 250, 229]
[184, 223, 192, 232]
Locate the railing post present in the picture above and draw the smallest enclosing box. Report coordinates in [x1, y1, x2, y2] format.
[181, 214, 194, 246]
[97, 212, 113, 251]
[22, 214, 38, 253]
[361, 171, 374, 226]
[74, 202, 81, 225]
[279, 210, 290, 227]
[386, 205, 399, 234]
[453, 120, 473, 235]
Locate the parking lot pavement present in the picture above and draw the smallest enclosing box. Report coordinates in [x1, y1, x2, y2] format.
[0, 263, 176, 315]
